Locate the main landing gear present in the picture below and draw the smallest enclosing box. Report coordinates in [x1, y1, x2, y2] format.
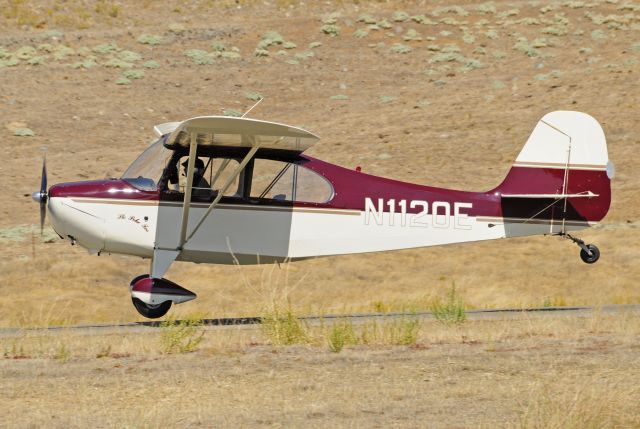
[129, 274, 197, 319]
[562, 233, 600, 264]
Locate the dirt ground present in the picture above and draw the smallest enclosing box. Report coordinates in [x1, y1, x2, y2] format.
[1, 0, 639, 426]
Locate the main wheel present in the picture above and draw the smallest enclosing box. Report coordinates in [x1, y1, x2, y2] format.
[580, 244, 600, 264]
[132, 297, 172, 319]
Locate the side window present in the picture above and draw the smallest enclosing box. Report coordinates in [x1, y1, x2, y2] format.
[250, 159, 333, 203]
[294, 164, 334, 203]
[250, 159, 294, 201]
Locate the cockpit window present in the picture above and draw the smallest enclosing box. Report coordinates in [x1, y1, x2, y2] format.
[171, 156, 241, 199]
[122, 139, 171, 191]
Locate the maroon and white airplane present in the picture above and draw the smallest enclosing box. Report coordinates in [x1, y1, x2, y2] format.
[32, 111, 612, 318]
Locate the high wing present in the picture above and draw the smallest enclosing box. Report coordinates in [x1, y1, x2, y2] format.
[160, 116, 320, 154]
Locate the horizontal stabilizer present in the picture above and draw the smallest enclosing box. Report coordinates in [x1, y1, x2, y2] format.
[501, 191, 599, 199]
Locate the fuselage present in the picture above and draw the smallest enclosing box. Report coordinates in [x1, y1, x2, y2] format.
[47, 155, 611, 264]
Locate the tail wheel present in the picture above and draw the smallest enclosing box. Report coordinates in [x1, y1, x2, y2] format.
[132, 298, 172, 319]
[580, 244, 600, 264]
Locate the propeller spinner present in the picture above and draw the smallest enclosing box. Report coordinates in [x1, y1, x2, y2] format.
[31, 157, 48, 234]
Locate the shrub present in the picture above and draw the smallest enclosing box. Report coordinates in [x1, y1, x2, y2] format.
[354, 29, 369, 39]
[321, 24, 340, 37]
[222, 109, 242, 117]
[104, 58, 133, 68]
[358, 14, 377, 24]
[123, 69, 144, 79]
[159, 316, 205, 354]
[390, 43, 412, 54]
[142, 60, 160, 69]
[403, 29, 422, 41]
[52, 46, 74, 61]
[392, 11, 409, 22]
[118, 50, 142, 62]
[13, 127, 35, 137]
[15, 46, 36, 60]
[184, 49, 214, 65]
[246, 92, 263, 101]
[432, 6, 468, 17]
[476, 2, 497, 14]
[137, 34, 162, 45]
[93, 42, 119, 54]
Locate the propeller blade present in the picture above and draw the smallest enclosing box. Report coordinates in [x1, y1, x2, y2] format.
[40, 156, 47, 195]
[39, 156, 47, 235]
[40, 199, 46, 235]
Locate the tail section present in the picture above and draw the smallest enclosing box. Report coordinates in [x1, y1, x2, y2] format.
[495, 111, 612, 230]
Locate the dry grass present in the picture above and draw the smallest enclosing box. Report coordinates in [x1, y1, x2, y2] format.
[0, 310, 638, 427]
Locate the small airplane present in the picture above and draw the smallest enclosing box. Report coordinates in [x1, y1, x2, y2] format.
[32, 110, 613, 318]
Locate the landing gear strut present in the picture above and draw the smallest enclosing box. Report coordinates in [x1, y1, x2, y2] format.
[563, 233, 600, 264]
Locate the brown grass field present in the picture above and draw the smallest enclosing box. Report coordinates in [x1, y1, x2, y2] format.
[1, 0, 639, 427]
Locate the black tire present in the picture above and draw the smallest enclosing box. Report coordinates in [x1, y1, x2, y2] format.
[132, 297, 172, 319]
[580, 244, 600, 264]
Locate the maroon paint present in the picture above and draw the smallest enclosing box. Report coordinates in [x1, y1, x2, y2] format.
[49, 179, 159, 200]
[130, 274, 196, 296]
[299, 156, 611, 222]
[48, 155, 611, 223]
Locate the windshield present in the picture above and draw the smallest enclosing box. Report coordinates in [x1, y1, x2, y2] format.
[122, 139, 171, 191]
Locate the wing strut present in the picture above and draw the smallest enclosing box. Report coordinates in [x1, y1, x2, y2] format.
[178, 132, 199, 248]
[182, 141, 262, 246]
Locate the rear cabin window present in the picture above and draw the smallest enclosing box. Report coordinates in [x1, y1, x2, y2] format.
[250, 159, 333, 203]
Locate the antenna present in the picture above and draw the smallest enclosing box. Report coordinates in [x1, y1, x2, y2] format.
[241, 97, 264, 118]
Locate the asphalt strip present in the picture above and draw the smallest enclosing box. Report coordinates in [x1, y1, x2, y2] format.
[1, 304, 638, 337]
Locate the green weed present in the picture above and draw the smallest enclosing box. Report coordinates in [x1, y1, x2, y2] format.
[430, 284, 466, 326]
[159, 316, 205, 354]
[261, 304, 309, 346]
[55, 342, 71, 363]
[327, 319, 358, 353]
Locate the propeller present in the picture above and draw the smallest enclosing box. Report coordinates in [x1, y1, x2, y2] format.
[31, 156, 48, 235]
